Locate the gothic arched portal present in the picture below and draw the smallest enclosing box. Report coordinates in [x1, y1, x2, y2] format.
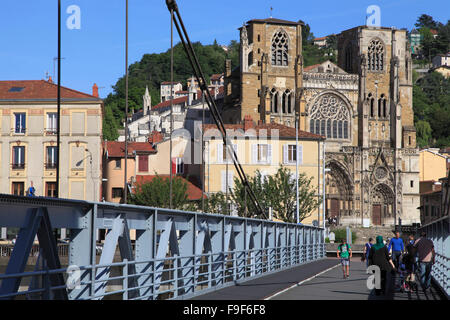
[371, 183, 394, 225]
[325, 160, 354, 222]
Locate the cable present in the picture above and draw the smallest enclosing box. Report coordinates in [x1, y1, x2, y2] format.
[165, 0, 266, 219]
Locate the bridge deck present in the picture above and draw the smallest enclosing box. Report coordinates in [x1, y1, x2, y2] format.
[191, 259, 339, 300]
[270, 259, 446, 301]
[193, 258, 446, 301]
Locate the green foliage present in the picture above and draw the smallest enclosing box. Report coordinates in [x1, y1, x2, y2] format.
[103, 41, 239, 140]
[302, 23, 336, 66]
[415, 15, 450, 61]
[414, 71, 450, 148]
[333, 228, 357, 244]
[203, 192, 228, 215]
[130, 175, 190, 210]
[230, 166, 320, 223]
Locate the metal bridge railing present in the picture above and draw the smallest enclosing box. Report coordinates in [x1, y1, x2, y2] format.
[419, 215, 450, 298]
[0, 194, 325, 300]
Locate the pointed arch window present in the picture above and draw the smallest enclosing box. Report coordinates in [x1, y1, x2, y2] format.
[271, 30, 289, 66]
[309, 93, 351, 140]
[378, 94, 387, 118]
[368, 38, 385, 71]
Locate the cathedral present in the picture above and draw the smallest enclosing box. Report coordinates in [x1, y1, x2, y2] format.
[223, 18, 420, 226]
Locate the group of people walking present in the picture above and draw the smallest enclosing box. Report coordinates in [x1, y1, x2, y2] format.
[337, 231, 435, 296]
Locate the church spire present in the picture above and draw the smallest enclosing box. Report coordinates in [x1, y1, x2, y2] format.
[143, 85, 151, 115]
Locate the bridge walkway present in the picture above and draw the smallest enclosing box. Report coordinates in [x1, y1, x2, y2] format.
[194, 258, 447, 301]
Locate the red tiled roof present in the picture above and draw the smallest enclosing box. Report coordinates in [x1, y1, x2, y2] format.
[314, 36, 328, 41]
[211, 74, 223, 81]
[135, 175, 205, 200]
[153, 96, 188, 110]
[105, 141, 156, 158]
[304, 64, 322, 72]
[203, 121, 325, 140]
[0, 80, 101, 101]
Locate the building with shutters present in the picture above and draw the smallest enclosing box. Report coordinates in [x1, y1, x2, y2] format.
[199, 116, 325, 225]
[0, 79, 102, 201]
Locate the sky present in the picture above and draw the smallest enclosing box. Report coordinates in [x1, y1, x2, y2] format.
[0, 0, 449, 98]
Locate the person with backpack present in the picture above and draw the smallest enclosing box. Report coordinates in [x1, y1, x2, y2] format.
[363, 238, 373, 268]
[337, 239, 352, 279]
[368, 235, 396, 296]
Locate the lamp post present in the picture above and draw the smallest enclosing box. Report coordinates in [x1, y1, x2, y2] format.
[124, 0, 129, 204]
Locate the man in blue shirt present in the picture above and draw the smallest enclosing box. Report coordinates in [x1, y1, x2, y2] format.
[388, 232, 404, 269]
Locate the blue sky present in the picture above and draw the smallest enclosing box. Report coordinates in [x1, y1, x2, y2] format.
[0, 0, 448, 98]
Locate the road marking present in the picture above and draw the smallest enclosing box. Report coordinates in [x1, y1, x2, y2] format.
[264, 263, 341, 300]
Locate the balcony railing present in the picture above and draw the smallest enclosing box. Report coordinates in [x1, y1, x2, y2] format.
[13, 127, 26, 134]
[11, 164, 25, 170]
[45, 128, 57, 135]
[45, 163, 57, 170]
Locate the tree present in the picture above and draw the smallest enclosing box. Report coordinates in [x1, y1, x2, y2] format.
[415, 120, 432, 148]
[415, 14, 439, 29]
[203, 192, 228, 215]
[131, 175, 190, 210]
[230, 167, 320, 223]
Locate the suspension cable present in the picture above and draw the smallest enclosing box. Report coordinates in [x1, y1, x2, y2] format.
[165, 0, 266, 219]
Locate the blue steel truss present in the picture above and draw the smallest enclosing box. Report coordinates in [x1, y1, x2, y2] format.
[0, 195, 326, 300]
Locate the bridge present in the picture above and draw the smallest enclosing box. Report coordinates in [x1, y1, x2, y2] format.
[0, 195, 447, 300]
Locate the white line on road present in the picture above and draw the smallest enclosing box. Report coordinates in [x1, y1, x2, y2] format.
[264, 263, 341, 300]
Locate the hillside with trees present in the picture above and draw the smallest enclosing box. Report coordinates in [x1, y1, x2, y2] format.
[413, 15, 450, 148]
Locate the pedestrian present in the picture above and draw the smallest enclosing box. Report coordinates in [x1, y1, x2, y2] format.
[363, 238, 374, 268]
[408, 234, 415, 246]
[368, 235, 396, 296]
[27, 181, 36, 197]
[402, 241, 417, 292]
[337, 239, 352, 279]
[388, 231, 404, 270]
[413, 232, 435, 291]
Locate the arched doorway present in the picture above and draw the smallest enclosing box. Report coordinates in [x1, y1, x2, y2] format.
[325, 161, 353, 224]
[371, 184, 394, 226]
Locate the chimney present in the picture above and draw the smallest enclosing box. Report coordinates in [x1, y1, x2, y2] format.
[48, 76, 53, 84]
[92, 83, 99, 98]
[149, 131, 163, 144]
[243, 115, 254, 131]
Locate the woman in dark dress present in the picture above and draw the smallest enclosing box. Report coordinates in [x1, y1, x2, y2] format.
[368, 235, 396, 296]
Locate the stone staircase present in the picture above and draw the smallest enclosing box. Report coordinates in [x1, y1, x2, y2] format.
[329, 225, 396, 245]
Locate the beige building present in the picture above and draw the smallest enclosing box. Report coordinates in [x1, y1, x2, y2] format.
[200, 117, 325, 225]
[419, 149, 448, 182]
[223, 19, 420, 226]
[0, 80, 102, 201]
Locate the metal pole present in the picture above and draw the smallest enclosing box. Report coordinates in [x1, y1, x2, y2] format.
[202, 93, 205, 212]
[296, 114, 299, 224]
[169, 8, 174, 209]
[56, 0, 61, 198]
[124, 0, 129, 204]
[323, 141, 326, 238]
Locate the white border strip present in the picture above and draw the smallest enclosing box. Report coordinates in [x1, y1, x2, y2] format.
[264, 263, 341, 300]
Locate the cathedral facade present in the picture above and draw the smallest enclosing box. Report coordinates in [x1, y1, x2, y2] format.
[224, 18, 420, 226]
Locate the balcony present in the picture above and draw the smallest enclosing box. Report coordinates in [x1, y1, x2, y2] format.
[13, 128, 26, 135]
[45, 163, 57, 170]
[45, 128, 57, 136]
[11, 164, 25, 170]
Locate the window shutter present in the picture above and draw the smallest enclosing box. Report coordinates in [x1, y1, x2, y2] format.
[267, 144, 272, 164]
[283, 145, 288, 164]
[252, 144, 258, 164]
[171, 158, 176, 174]
[298, 145, 303, 165]
[139, 155, 149, 172]
[217, 143, 223, 164]
[228, 172, 234, 191]
[221, 171, 226, 192]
